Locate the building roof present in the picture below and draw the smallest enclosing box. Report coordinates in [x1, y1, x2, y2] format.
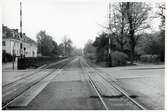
[2, 25, 37, 45]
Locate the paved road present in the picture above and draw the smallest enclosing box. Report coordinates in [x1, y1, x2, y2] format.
[7, 57, 103, 110]
[4, 56, 164, 110]
[98, 64, 164, 110]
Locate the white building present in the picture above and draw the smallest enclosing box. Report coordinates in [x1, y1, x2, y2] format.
[2, 25, 37, 57]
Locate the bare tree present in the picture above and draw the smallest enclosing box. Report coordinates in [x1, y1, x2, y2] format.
[124, 2, 151, 64]
[62, 36, 73, 57]
[157, 3, 165, 31]
[67, 38, 72, 56]
[62, 36, 68, 56]
[112, 3, 129, 51]
[156, 3, 165, 61]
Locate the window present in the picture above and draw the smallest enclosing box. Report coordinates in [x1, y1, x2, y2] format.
[20, 43, 22, 49]
[2, 41, 5, 46]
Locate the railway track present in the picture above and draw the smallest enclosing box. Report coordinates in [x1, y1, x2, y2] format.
[2, 64, 47, 88]
[2, 57, 74, 110]
[80, 58, 146, 110]
[3, 58, 72, 88]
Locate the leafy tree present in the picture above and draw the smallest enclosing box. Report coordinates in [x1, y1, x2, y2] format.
[51, 40, 59, 56]
[84, 39, 96, 60]
[84, 40, 95, 54]
[71, 47, 82, 56]
[36, 31, 56, 56]
[136, 32, 164, 61]
[93, 32, 109, 62]
[140, 33, 161, 55]
[57, 43, 65, 56]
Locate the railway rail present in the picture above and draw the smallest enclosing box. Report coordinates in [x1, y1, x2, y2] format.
[2, 57, 74, 110]
[80, 58, 147, 110]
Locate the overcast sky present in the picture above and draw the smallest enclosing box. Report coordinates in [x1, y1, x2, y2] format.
[2, 0, 163, 48]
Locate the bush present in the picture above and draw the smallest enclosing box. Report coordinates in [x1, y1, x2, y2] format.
[2, 52, 13, 63]
[110, 51, 128, 66]
[18, 57, 37, 69]
[140, 54, 160, 63]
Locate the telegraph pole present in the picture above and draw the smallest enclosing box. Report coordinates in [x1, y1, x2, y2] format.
[13, 1, 23, 70]
[108, 3, 112, 67]
[20, 1, 23, 58]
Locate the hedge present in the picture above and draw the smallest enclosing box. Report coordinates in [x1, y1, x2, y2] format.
[17, 56, 66, 69]
[140, 54, 160, 63]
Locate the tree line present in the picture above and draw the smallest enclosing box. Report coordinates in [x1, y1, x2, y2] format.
[36, 31, 74, 57]
[84, 2, 165, 65]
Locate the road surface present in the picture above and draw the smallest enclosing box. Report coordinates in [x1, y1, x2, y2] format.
[2, 56, 164, 110]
